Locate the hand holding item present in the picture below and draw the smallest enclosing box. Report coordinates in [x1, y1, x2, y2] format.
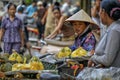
[95, 64, 105, 68]
[46, 35, 51, 39]
[90, 50, 95, 56]
[87, 60, 95, 67]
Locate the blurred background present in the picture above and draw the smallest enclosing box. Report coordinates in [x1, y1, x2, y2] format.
[0, 0, 96, 15]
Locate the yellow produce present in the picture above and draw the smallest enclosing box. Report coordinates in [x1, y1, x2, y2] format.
[30, 61, 44, 70]
[12, 63, 31, 71]
[12, 63, 23, 71]
[57, 47, 71, 58]
[8, 50, 23, 62]
[16, 55, 23, 63]
[21, 64, 31, 70]
[29, 56, 40, 62]
[12, 56, 44, 71]
[71, 47, 87, 57]
[29, 56, 44, 70]
[8, 51, 17, 61]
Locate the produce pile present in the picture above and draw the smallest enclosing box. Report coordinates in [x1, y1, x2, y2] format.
[0, 50, 44, 72]
[8, 50, 23, 63]
[12, 56, 44, 71]
[56, 47, 87, 59]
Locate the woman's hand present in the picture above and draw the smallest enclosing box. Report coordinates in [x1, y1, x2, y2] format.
[90, 50, 95, 56]
[46, 33, 57, 39]
[46, 35, 51, 39]
[41, 18, 45, 25]
[87, 60, 95, 67]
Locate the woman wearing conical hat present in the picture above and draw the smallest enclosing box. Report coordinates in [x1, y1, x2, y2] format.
[66, 9, 98, 52]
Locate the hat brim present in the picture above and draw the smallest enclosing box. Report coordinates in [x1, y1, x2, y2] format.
[65, 9, 99, 27]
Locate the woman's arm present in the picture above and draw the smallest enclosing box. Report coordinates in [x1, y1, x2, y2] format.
[47, 15, 67, 39]
[41, 8, 48, 25]
[0, 18, 6, 45]
[91, 30, 120, 67]
[0, 29, 4, 45]
[19, 29, 24, 47]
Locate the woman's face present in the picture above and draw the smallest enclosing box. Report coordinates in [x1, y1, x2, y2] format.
[99, 8, 107, 25]
[72, 21, 87, 35]
[8, 5, 16, 16]
[53, 9, 61, 19]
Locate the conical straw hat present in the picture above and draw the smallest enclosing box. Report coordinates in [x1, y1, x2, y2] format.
[66, 9, 97, 26]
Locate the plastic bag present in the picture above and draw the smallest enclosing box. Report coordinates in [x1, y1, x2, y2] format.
[77, 67, 120, 80]
[76, 67, 94, 80]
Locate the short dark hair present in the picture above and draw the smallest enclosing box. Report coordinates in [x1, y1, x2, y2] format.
[7, 3, 16, 10]
[43, 2, 47, 8]
[18, 6, 24, 13]
[52, 6, 60, 12]
[54, 2, 60, 7]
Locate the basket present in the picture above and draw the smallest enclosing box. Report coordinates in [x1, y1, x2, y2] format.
[56, 57, 89, 79]
[41, 61, 56, 70]
[58, 66, 80, 80]
[5, 70, 58, 79]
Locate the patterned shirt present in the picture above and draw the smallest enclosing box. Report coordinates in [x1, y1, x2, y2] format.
[69, 29, 96, 51]
[1, 16, 23, 43]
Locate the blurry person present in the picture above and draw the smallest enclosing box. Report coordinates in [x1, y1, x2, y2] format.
[68, 1, 81, 16]
[46, 3, 80, 40]
[52, 6, 62, 36]
[16, 6, 31, 55]
[46, 6, 75, 41]
[17, 0, 26, 13]
[36, 1, 47, 40]
[0, 4, 24, 54]
[25, 0, 37, 17]
[61, 0, 72, 14]
[44, 2, 60, 37]
[91, 0, 106, 37]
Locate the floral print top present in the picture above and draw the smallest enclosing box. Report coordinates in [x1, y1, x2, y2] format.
[1, 16, 23, 43]
[69, 29, 96, 51]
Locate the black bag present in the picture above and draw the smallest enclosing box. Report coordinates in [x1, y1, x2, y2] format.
[0, 47, 2, 52]
[19, 47, 26, 55]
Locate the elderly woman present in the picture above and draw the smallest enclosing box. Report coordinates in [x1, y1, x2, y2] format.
[66, 9, 97, 52]
[88, 0, 120, 67]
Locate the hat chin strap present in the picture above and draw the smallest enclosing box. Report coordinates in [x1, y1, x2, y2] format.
[79, 25, 90, 36]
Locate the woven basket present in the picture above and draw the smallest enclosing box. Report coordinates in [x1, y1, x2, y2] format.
[42, 61, 56, 70]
